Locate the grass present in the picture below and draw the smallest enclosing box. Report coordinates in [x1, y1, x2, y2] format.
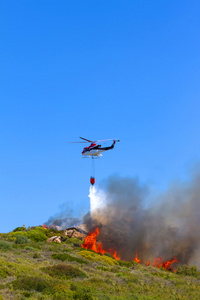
[0, 226, 199, 299]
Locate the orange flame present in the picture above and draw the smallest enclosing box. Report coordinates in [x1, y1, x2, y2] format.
[134, 251, 141, 263]
[112, 251, 120, 260]
[82, 228, 179, 269]
[153, 256, 179, 271]
[81, 227, 120, 260]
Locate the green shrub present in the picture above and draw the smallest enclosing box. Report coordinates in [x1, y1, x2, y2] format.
[104, 252, 113, 258]
[70, 283, 93, 300]
[13, 242, 41, 250]
[73, 291, 94, 300]
[48, 245, 61, 252]
[62, 248, 71, 253]
[96, 266, 111, 272]
[176, 265, 199, 277]
[0, 241, 12, 250]
[33, 252, 41, 259]
[26, 228, 47, 242]
[110, 266, 121, 273]
[15, 235, 30, 244]
[65, 237, 82, 247]
[13, 227, 26, 232]
[42, 264, 87, 279]
[24, 246, 35, 251]
[21, 291, 33, 298]
[51, 253, 88, 264]
[45, 228, 64, 238]
[0, 283, 5, 290]
[118, 260, 134, 268]
[0, 266, 12, 278]
[12, 276, 54, 294]
[52, 283, 73, 299]
[78, 250, 118, 266]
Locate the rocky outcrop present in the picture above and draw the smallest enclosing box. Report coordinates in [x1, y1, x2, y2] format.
[46, 225, 88, 244]
[64, 226, 88, 240]
[47, 236, 62, 244]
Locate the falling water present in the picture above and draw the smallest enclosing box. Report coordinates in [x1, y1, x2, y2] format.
[89, 185, 106, 216]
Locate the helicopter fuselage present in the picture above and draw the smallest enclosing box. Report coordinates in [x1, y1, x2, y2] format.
[82, 141, 116, 157]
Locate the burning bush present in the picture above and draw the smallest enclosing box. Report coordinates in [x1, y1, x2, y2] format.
[42, 264, 87, 279]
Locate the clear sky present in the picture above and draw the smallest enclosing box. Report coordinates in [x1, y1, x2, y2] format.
[0, 1, 200, 233]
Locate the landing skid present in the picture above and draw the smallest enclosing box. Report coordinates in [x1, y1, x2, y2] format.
[82, 155, 102, 159]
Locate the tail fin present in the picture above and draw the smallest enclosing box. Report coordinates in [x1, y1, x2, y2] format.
[113, 139, 120, 145]
[112, 140, 120, 148]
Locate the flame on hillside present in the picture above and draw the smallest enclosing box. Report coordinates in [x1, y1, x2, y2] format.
[153, 256, 179, 271]
[81, 227, 120, 260]
[134, 251, 141, 263]
[82, 227, 178, 270]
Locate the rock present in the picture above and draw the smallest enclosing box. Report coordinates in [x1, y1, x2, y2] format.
[54, 237, 61, 244]
[64, 227, 87, 240]
[64, 229, 74, 238]
[47, 236, 61, 243]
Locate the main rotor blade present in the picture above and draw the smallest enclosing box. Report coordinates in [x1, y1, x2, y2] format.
[69, 137, 120, 143]
[68, 141, 88, 143]
[95, 139, 120, 142]
[79, 137, 93, 142]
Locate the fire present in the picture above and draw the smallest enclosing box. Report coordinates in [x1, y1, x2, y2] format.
[134, 251, 141, 263]
[81, 227, 120, 260]
[132, 251, 178, 271]
[82, 228, 179, 269]
[112, 251, 120, 260]
[153, 256, 179, 271]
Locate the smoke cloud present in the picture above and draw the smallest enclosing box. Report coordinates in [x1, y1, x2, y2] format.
[45, 203, 82, 229]
[84, 172, 200, 265]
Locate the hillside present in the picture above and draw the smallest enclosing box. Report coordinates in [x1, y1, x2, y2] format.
[0, 226, 200, 300]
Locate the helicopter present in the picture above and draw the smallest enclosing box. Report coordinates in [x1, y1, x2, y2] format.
[70, 137, 120, 158]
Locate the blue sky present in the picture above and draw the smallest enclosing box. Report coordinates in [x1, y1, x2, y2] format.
[0, 1, 200, 232]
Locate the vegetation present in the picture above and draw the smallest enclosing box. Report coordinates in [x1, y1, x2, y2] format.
[15, 234, 30, 244]
[0, 241, 12, 250]
[42, 264, 87, 279]
[176, 264, 200, 277]
[51, 253, 88, 264]
[0, 226, 200, 299]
